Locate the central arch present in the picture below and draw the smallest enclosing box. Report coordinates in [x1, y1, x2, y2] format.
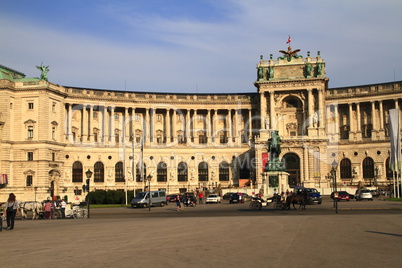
[282, 153, 300, 187]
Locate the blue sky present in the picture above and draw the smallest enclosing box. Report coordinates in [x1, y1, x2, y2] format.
[1, 0, 402, 93]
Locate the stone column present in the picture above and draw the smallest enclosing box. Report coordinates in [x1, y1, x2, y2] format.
[307, 89, 314, 127]
[334, 104, 339, 134]
[269, 92, 275, 129]
[371, 101, 376, 131]
[99, 106, 104, 143]
[318, 89, 323, 127]
[166, 109, 171, 143]
[228, 109, 233, 145]
[110, 106, 116, 145]
[211, 109, 216, 143]
[82, 104, 88, 142]
[248, 109, 252, 142]
[104, 106, 109, 144]
[172, 109, 177, 143]
[124, 107, 129, 142]
[379, 101, 384, 130]
[260, 92, 266, 129]
[88, 105, 93, 142]
[303, 146, 309, 183]
[348, 103, 354, 133]
[67, 103, 73, 143]
[185, 109, 190, 144]
[207, 109, 211, 145]
[145, 108, 150, 145]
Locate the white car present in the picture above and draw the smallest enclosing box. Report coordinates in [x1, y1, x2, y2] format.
[355, 189, 373, 201]
[206, 194, 221, 204]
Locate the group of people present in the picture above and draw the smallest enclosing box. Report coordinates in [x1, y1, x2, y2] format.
[43, 199, 67, 220]
[175, 192, 206, 212]
[2, 193, 70, 231]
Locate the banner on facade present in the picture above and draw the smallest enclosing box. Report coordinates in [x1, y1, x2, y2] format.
[389, 109, 401, 172]
[262, 153, 268, 172]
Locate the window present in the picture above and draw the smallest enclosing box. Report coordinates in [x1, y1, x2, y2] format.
[114, 114, 119, 120]
[52, 102, 56, 112]
[72, 161, 83, 182]
[28, 102, 34, 110]
[52, 152, 55, 162]
[340, 125, 349, 140]
[340, 158, 352, 179]
[135, 114, 141, 121]
[198, 162, 208, 181]
[178, 134, 185, 144]
[52, 126, 56, 139]
[362, 157, 374, 179]
[26, 175, 33, 186]
[219, 132, 227, 144]
[157, 162, 167, 182]
[219, 162, 230, 181]
[93, 112, 98, 119]
[27, 152, 33, 161]
[94, 162, 105, 182]
[115, 162, 124, 182]
[156, 114, 162, 121]
[177, 162, 188, 182]
[28, 126, 34, 139]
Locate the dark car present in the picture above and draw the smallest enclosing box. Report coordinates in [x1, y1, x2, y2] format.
[223, 192, 234, 200]
[330, 191, 351, 201]
[293, 187, 322, 204]
[229, 193, 240, 204]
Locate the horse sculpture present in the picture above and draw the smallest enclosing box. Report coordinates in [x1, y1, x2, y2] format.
[20, 201, 42, 220]
[268, 130, 281, 161]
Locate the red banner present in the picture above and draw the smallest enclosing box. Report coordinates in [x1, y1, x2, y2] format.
[262, 153, 268, 172]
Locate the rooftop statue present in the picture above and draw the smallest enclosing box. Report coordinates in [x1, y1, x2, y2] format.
[36, 62, 49, 81]
[278, 46, 302, 62]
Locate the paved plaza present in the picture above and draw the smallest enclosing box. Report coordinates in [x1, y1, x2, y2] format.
[2, 199, 402, 268]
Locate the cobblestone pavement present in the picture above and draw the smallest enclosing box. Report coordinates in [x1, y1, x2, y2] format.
[1, 198, 402, 268]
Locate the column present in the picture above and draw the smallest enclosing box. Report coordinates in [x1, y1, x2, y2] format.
[356, 103, 361, 132]
[228, 109, 233, 144]
[260, 92, 266, 129]
[110, 106, 116, 145]
[185, 109, 190, 144]
[67, 104, 73, 142]
[124, 107, 129, 142]
[99, 106, 104, 143]
[303, 146, 309, 182]
[104, 106, 109, 144]
[307, 89, 314, 127]
[334, 104, 339, 134]
[318, 89, 323, 127]
[131, 108, 136, 141]
[371, 101, 376, 131]
[348, 103, 354, 132]
[82, 104, 88, 141]
[234, 109, 240, 145]
[88, 105, 93, 142]
[211, 109, 216, 143]
[248, 109, 252, 142]
[207, 109, 211, 145]
[145, 108, 150, 145]
[379, 101, 384, 130]
[269, 91, 275, 129]
[166, 109, 171, 143]
[172, 109, 177, 143]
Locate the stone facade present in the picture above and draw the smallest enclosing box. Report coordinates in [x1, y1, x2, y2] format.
[0, 47, 401, 202]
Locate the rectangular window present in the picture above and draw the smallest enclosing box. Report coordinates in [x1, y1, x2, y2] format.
[93, 112, 98, 119]
[28, 126, 34, 139]
[52, 127, 56, 139]
[28, 102, 34, 109]
[52, 152, 55, 162]
[26, 175, 33, 186]
[52, 102, 56, 112]
[27, 152, 33, 161]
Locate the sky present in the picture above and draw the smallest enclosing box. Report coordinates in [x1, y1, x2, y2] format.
[1, 0, 402, 93]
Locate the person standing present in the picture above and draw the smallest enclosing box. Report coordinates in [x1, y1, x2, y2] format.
[60, 199, 67, 219]
[43, 200, 52, 220]
[198, 192, 203, 204]
[176, 195, 181, 212]
[4, 193, 20, 230]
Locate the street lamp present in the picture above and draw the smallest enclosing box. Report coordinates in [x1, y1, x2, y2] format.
[331, 160, 338, 214]
[146, 174, 152, 211]
[85, 169, 93, 218]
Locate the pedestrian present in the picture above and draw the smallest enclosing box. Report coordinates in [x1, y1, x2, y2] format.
[60, 199, 67, 219]
[198, 192, 203, 204]
[43, 200, 52, 220]
[4, 193, 20, 230]
[176, 195, 181, 212]
[50, 199, 56, 219]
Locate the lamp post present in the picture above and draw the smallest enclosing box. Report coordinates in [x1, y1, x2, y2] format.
[85, 169, 93, 218]
[331, 160, 338, 214]
[146, 174, 152, 211]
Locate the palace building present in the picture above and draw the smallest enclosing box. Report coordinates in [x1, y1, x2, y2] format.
[0, 46, 401, 202]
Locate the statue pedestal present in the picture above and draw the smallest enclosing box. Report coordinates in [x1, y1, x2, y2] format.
[261, 171, 289, 197]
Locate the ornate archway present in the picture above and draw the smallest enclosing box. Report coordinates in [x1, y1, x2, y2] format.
[282, 153, 300, 187]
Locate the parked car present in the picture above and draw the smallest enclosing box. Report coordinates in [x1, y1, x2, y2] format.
[370, 190, 379, 198]
[229, 193, 248, 204]
[355, 189, 373, 201]
[223, 192, 234, 200]
[330, 191, 351, 201]
[206, 194, 221, 204]
[166, 194, 179, 203]
[293, 187, 322, 204]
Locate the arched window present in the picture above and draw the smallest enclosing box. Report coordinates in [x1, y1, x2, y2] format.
[94, 161, 105, 182]
[72, 161, 83, 182]
[340, 158, 352, 179]
[157, 162, 167, 182]
[198, 162, 208, 181]
[177, 162, 188, 182]
[362, 157, 374, 179]
[115, 162, 124, 182]
[136, 163, 146, 182]
[219, 161, 230, 181]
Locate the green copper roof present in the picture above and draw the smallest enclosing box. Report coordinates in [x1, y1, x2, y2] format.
[0, 64, 26, 80]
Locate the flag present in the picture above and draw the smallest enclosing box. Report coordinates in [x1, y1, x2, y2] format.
[286, 36, 291, 44]
[389, 109, 401, 172]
